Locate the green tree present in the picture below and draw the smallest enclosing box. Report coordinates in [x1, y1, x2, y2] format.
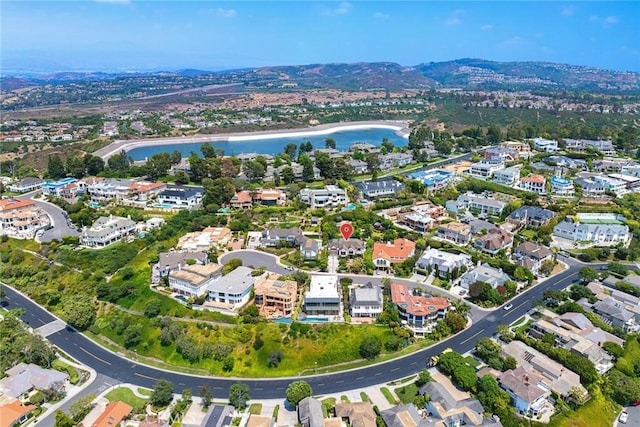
[281, 166, 295, 184]
[147, 152, 172, 179]
[444, 311, 466, 333]
[314, 151, 333, 179]
[284, 143, 297, 158]
[150, 380, 174, 407]
[602, 342, 624, 360]
[64, 298, 96, 330]
[244, 160, 266, 182]
[578, 267, 598, 283]
[359, 336, 382, 360]
[268, 350, 283, 367]
[286, 380, 313, 406]
[415, 369, 432, 387]
[199, 385, 213, 409]
[325, 138, 336, 149]
[223, 258, 243, 275]
[69, 394, 96, 422]
[228, 383, 250, 410]
[200, 142, 216, 158]
[48, 155, 66, 179]
[54, 410, 75, 427]
[144, 298, 162, 317]
[123, 324, 143, 348]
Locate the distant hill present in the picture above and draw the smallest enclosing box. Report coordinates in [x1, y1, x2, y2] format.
[2, 58, 638, 97]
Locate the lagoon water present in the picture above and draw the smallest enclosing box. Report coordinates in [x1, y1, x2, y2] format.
[127, 127, 408, 160]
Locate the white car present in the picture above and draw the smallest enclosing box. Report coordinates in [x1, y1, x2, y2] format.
[503, 303, 513, 311]
[619, 411, 628, 424]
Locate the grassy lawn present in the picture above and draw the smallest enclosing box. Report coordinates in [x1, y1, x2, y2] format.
[380, 387, 398, 405]
[514, 319, 534, 335]
[105, 387, 148, 413]
[360, 392, 371, 402]
[51, 359, 79, 384]
[137, 388, 152, 396]
[546, 387, 620, 427]
[387, 376, 416, 386]
[340, 395, 350, 403]
[464, 355, 480, 369]
[617, 336, 640, 376]
[249, 403, 262, 415]
[521, 229, 538, 240]
[321, 398, 336, 418]
[394, 383, 419, 405]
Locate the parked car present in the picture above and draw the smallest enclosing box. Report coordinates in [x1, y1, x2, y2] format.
[503, 303, 513, 311]
[619, 411, 628, 424]
[632, 399, 640, 406]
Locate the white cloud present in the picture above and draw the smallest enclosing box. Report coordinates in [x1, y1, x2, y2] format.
[604, 15, 619, 24]
[480, 24, 493, 31]
[560, 7, 574, 16]
[212, 8, 237, 18]
[445, 17, 461, 26]
[451, 9, 465, 16]
[589, 15, 599, 22]
[373, 12, 389, 20]
[322, 2, 352, 16]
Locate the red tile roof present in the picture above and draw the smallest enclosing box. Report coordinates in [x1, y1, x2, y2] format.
[372, 238, 416, 263]
[0, 198, 36, 212]
[0, 401, 37, 427]
[521, 174, 545, 183]
[390, 283, 450, 316]
[231, 191, 253, 204]
[92, 401, 133, 427]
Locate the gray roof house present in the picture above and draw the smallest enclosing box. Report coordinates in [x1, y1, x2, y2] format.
[328, 238, 366, 257]
[357, 180, 405, 199]
[619, 273, 640, 289]
[507, 206, 556, 227]
[380, 405, 424, 427]
[419, 381, 490, 426]
[0, 363, 69, 398]
[592, 298, 639, 331]
[459, 263, 511, 290]
[80, 215, 136, 248]
[298, 397, 324, 427]
[260, 228, 305, 247]
[415, 248, 472, 278]
[350, 282, 383, 318]
[153, 251, 208, 282]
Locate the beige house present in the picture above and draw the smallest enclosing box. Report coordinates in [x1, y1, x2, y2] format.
[253, 274, 298, 318]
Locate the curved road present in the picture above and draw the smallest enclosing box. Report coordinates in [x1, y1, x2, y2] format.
[16, 191, 80, 242]
[2, 258, 594, 399]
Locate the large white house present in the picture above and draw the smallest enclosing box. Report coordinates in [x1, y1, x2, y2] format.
[533, 137, 559, 153]
[299, 185, 348, 208]
[553, 213, 631, 247]
[303, 275, 341, 316]
[80, 215, 136, 248]
[468, 159, 505, 179]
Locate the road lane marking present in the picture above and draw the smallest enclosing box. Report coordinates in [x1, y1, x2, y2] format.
[391, 368, 400, 372]
[78, 346, 112, 365]
[336, 380, 344, 384]
[317, 383, 325, 387]
[460, 328, 485, 345]
[356, 376, 364, 380]
[503, 300, 530, 317]
[134, 372, 160, 381]
[410, 362, 417, 365]
[255, 388, 263, 391]
[375, 372, 382, 376]
[178, 382, 186, 386]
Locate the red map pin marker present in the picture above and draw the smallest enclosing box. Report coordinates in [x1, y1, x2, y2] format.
[340, 223, 353, 240]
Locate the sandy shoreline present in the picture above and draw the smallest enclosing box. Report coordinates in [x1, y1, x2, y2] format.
[94, 120, 410, 159]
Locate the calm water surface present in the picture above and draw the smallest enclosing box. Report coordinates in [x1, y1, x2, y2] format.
[127, 128, 408, 160]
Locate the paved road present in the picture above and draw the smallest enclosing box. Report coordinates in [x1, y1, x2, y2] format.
[17, 191, 80, 242]
[2, 259, 597, 400]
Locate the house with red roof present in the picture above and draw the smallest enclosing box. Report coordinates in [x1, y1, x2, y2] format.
[0, 400, 36, 427]
[390, 283, 451, 336]
[92, 401, 133, 427]
[519, 174, 546, 194]
[372, 238, 416, 270]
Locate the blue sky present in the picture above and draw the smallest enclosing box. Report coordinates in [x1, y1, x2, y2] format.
[2, 1, 639, 73]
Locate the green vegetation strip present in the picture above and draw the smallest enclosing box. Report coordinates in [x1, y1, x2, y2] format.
[51, 359, 79, 385]
[248, 403, 262, 415]
[380, 387, 398, 405]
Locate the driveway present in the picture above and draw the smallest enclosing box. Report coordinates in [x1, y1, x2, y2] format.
[18, 192, 80, 242]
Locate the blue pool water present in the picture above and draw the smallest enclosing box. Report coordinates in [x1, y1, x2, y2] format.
[127, 127, 407, 160]
[90, 202, 100, 209]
